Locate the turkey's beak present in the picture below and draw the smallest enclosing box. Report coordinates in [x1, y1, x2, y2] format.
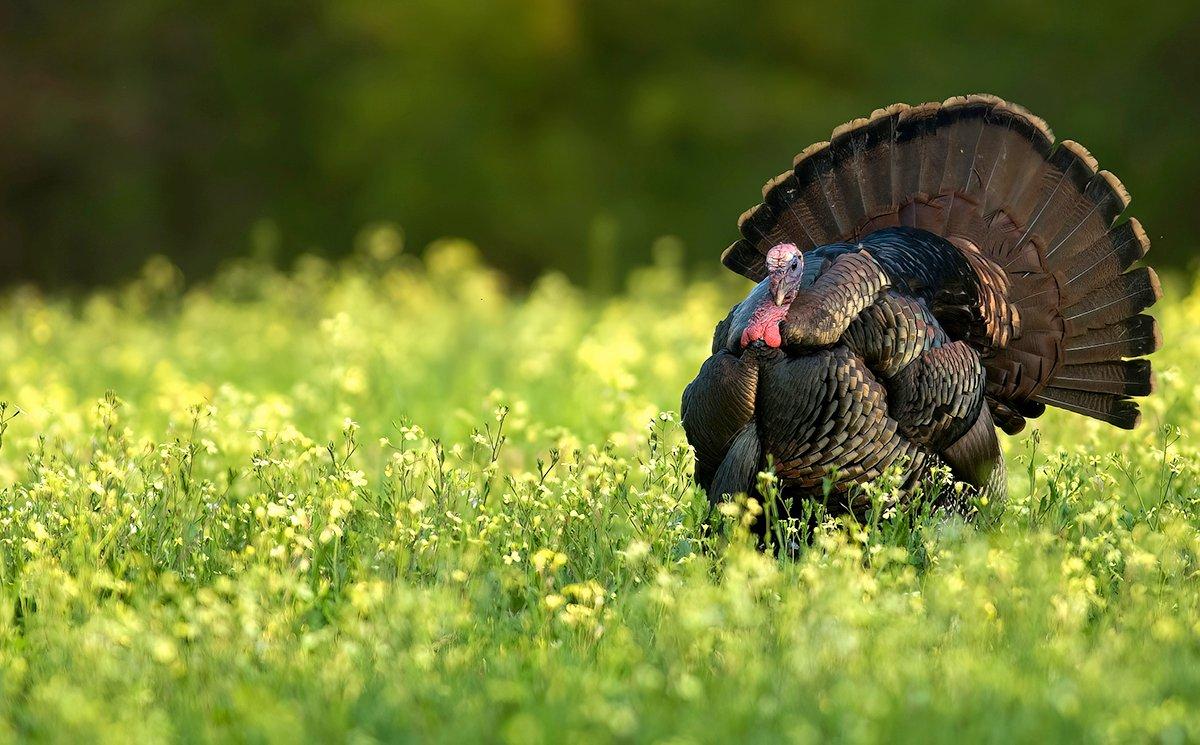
[769, 277, 789, 306]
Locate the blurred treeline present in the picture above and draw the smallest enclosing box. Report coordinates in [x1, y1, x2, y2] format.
[3, 1, 1198, 289]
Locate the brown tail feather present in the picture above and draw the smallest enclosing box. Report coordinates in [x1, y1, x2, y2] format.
[1060, 218, 1150, 304]
[1063, 315, 1161, 364]
[1044, 169, 1130, 267]
[721, 94, 1159, 430]
[855, 106, 902, 220]
[827, 119, 872, 233]
[1004, 141, 1100, 266]
[1050, 360, 1154, 396]
[937, 97, 990, 199]
[1063, 267, 1162, 333]
[794, 142, 853, 239]
[1034, 387, 1142, 429]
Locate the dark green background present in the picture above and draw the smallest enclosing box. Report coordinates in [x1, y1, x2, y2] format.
[3, 1, 1197, 288]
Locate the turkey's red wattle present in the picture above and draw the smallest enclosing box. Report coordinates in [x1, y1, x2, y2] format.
[740, 300, 788, 348]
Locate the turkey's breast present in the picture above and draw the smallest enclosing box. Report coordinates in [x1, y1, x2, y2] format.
[682, 334, 936, 506]
[752, 344, 931, 498]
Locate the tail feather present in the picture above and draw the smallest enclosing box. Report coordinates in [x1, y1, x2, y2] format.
[1044, 169, 1130, 266]
[1063, 266, 1162, 333]
[1034, 387, 1142, 429]
[1050, 359, 1154, 396]
[1064, 315, 1161, 364]
[1007, 141, 1101, 264]
[762, 170, 822, 250]
[1060, 218, 1150, 304]
[937, 97, 990, 204]
[915, 108, 952, 210]
[783, 143, 841, 245]
[894, 103, 939, 212]
[783, 144, 839, 240]
[979, 104, 1056, 259]
[827, 118, 872, 232]
[858, 105, 902, 219]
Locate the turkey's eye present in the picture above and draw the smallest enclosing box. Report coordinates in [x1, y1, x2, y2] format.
[790, 258, 800, 273]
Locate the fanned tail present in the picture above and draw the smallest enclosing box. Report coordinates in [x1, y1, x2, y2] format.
[720, 95, 1160, 431]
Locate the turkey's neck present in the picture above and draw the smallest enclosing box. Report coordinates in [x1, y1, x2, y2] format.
[740, 296, 789, 348]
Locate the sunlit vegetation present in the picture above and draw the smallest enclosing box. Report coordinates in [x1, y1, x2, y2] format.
[0, 238, 1197, 741]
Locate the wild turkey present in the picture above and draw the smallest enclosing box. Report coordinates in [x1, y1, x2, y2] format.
[682, 95, 1160, 514]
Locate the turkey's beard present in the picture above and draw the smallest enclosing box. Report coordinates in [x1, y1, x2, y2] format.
[739, 296, 790, 349]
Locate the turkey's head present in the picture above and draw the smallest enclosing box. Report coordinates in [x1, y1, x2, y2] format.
[739, 244, 804, 349]
[766, 243, 804, 306]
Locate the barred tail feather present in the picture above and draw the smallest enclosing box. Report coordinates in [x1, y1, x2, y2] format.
[1034, 387, 1142, 429]
[1063, 267, 1162, 334]
[1048, 360, 1154, 396]
[1059, 218, 1149, 304]
[1063, 315, 1161, 365]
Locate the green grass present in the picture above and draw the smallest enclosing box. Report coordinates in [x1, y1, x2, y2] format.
[0, 238, 1198, 742]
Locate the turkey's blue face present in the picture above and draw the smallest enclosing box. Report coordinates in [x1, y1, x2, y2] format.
[766, 244, 804, 307]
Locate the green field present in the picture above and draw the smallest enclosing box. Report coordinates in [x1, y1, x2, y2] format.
[0, 238, 1197, 742]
